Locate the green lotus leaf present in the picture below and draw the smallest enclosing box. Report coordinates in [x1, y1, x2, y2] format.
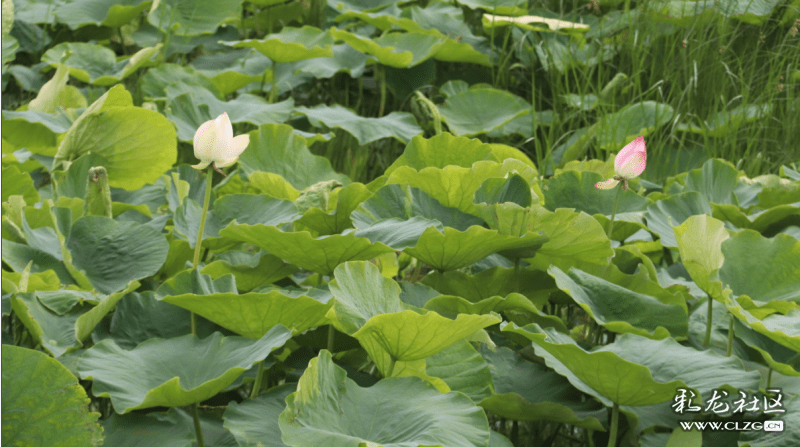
[54, 105, 177, 191]
[385, 159, 538, 216]
[219, 223, 395, 276]
[2, 346, 103, 446]
[224, 26, 334, 62]
[41, 42, 159, 86]
[502, 323, 687, 406]
[738, 373, 800, 447]
[352, 183, 484, 232]
[424, 292, 568, 333]
[176, 193, 299, 250]
[156, 268, 237, 297]
[713, 201, 800, 234]
[192, 48, 272, 95]
[329, 28, 446, 68]
[734, 318, 800, 376]
[327, 262, 499, 374]
[595, 101, 674, 151]
[95, 291, 217, 349]
[296, 104, 422, 145]
[421, 267, 557, 309]
[548, 265, 688, 339]
[474, 173, 533, 207]
[223, 383, 296, 447]
[668, 159, 740, 205]
[67, 216, 169, 294]
[78, 327, 291, 413]
[718, 231, 800, 303]
[354, 310, 499, 371]
[201, 251, 299, 292]
[459, 0, 527, 15]
[279, 350, 491, 447]
[385, 133, 535, 177]
[2, 165, 39, 205]
[237, 123, 350, 190]
[727, 295, 800, 353]
[327, 261, 405, 334]
[147, 0, 241, 36]
[750, 174, 800, 209]
[544, 170, 651, 241]
[140, 63, 222, 100]
[294, 182, 372, 235]
[53, 0, 151, 29]
[646, 192, 714, 249]
[425, 340, 493, 403]
[27, 64, 86, 113]
[677, 104, 772, 137]
[478, 345, 606, 429]
[161, 287, 333, 338]
[289, 43, 369, 79]
[673, 214, 731, 300]
[165, 84, 293, 141]
[10, 283, 136, 357]
[99, 410, 196, 447]
[524, 207, 615, 272]
[438, 88, 531, 137]
[402, 225, 547, 272]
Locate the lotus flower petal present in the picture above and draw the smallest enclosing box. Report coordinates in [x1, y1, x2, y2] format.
[192, 113, 249, 170]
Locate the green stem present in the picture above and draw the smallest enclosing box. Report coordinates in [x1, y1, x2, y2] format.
[191, 167, 214, 336]
[766, 367, 773, 389]
[377, 65, 386, 117]
[327, 325, 335, 353]
[514, 258, 521, 292]
[703, 297, 713, 346]
[192, 403, 206, 447]
[386, 356, 396, 378]
[250, 361, 265, 399]
[270, 62, 278, 104]
[726, 312, 734, 356]
[607, 402, 619, 447]
[607, 183, 623, 240]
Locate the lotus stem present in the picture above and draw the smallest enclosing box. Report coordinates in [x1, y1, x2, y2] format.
[327, 325, 335, 353]
[767, 367, 773, 389]
[703, 298, 713, 346]
[514, 258, 521, 292]
[270, 62, 278, 104]
[607, 183, 623, 240]
[191, 167, 214, 336]
[726, 314, 734, 356]
[250, 361, 265, 399]
[386, 356, 396, 378]
[378, 66, 387, 117]
[607, 402, 619, 447]
[192, 403, 206, 447]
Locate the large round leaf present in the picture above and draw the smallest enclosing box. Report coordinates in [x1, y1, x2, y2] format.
[438, 88, 531, 137]
[224, 26, 334, 62]
[3, 346, 103, 446]
[219, 223, 395, 276]
[718, 231, 800, 303]
[237, 123, 350, 190]
[67, 216, 169, 294]
[161, 288, 334, 338]
[295, 104, 422, 145]
[478, 345, 606, 429]
[502, 323, 686, 406]
[223, 383, 296, 447]
[329, 28, 446, 68]
[55, 106, 177, 190]
[77, 327, 292, 413]
[41, 42, 159, 86]
[647, 192, 714, 249]
[403, 225, 548, 272]
[594, 101, 674, 151]
[547, 265, 688, 339]
[279, 350, 491, 447]
[147, 0, 241, 36]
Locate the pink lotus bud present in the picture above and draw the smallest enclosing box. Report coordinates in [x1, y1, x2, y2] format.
[192, 112, 250, 170]
[595, 136, 646, 190]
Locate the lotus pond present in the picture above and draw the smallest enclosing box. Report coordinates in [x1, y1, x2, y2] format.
[2, 0, 799, 446]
